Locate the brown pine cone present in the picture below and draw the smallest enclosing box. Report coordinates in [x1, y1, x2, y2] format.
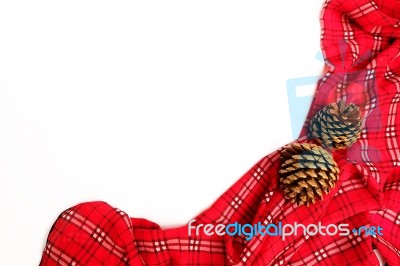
[309, 100, 362, 149]
[279, 143, 340, 206]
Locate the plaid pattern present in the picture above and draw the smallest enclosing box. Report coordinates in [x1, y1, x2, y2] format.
[40, 0, 400, 265]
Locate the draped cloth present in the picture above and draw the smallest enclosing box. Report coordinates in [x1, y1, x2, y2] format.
[40, 0, 400, 265]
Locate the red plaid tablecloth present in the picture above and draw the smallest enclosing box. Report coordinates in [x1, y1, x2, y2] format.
[40, 0, 400, 265]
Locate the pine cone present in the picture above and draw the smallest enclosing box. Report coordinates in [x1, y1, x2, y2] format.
[309, 100, 362, 149]
[279, 143, 339, 206]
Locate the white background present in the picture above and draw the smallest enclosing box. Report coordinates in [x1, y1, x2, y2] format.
[0, 0, 323, 264]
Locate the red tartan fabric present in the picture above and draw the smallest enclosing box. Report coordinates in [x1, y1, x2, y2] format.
[40, 0, 400, 265]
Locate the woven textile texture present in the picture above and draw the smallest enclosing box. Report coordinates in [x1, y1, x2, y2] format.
[40, 0, 400, 265]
